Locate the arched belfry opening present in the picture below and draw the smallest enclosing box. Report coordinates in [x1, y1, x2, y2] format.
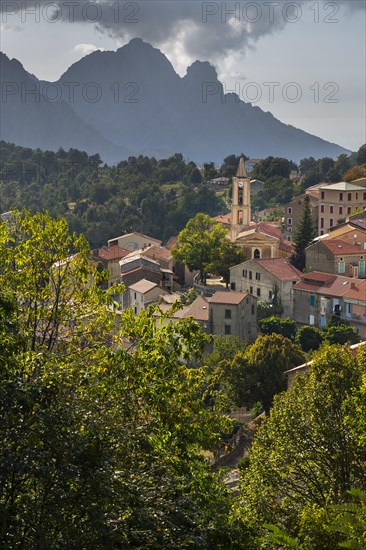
[254, 248, 260, 259]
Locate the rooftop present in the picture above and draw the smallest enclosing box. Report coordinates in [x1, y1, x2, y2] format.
[208, 291, 248, 305]
[185, 296, 209, 322]
[128, 279, 158, 294]
[321, 239, 365, 255]
[319, 182, 365, 191]
[108, 231, 161, 245]
[93, 245, 130, 261]
[254, 258, 302, 281]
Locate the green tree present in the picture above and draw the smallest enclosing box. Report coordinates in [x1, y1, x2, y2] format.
[172, 213, 228, 284]
[323, 323, 360, 345]
[234, 333, 305, 414]
[295, 325, 324, 352]
[258, 316, 296, 340]
[356, 144, 366, 165]
[236, 345, 366, 547]
[0, 211, 249, 548]
[209, 239, 246, 288]
[292, 195, 317, 270]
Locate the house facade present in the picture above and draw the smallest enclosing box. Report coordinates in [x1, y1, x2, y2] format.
[208, 291, 257, 341]
[292, 272, 366, 339]
[230, 258, 302, 317]
[128, 279, 168, 315]
[318, 181, 366, 235]
[306, 239, 366, 278]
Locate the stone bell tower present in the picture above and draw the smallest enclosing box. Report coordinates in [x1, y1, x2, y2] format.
[231, 157, 251, 240]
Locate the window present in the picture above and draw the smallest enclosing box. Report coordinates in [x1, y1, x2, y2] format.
[225, 309, 231, 319]
[288, 207, 292, 214]
[339, 192, 343, 200]
[320, 205, 324, 213]
[321, 191, 325, 199]
[338, 260, 345, 274]
[243, 269, 247, 277]
[256, 288, 261, 297]
[255, 272, 261, 281]
[269, 290, 273, 299]
[254, 249, 260, 259]
[348, 193, 352, 201]
[251, 304, 255, 315]
[310, 295, 315, 306]
[339, 206, 343, 215]
[363, 192, 366, 200]
[330, 218, 333, 227]
[224, 325, 231, 335]
[134, 307, 137, 315]
[356, 193, 358, 200]
[250, 286, 253, 294]
[288, 218, 292, 225]
[134, 292, 137, 299]
[330, 205, 333, 213]
[320, 217, 324, 228]
[348, 207, 352, 214]
[320, 230, 324, 235]
[249, 271, 252, 280]
[230, 282, 236, 290]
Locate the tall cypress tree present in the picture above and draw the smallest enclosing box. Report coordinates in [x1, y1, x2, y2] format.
[292, 195, 316, 270]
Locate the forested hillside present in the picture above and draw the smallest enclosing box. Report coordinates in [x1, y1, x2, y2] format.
[0, 142, 224, 246]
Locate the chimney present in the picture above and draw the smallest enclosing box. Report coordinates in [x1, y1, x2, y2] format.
[351, 282, 357, 290]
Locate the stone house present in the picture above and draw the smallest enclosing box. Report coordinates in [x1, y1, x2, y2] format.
[128, 279, 169, 315]
[230, 258, 302, 317]
[92, 245, 130, 286]
[292, 272, 366, 339]
[306, 238, 366, 278]
[208, 291, 257, 341]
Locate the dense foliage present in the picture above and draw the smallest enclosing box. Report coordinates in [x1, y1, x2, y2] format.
[0, 143, 225, 247]
[235, 345, 366, 548]
[0, 211, 243, 548]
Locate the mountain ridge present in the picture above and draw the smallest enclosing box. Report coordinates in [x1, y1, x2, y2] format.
[0, 41, 351, 163]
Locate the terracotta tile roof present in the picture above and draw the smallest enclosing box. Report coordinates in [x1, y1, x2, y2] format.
[322, 239, 364, 255]
[255, 258, 302, 281]
[140, 245, 172, 262]
[302, 271, 337, 283]
[93, 245, 130, 261]
[208, 291, 248, 305]
[185, 296, 209, 322]
[344, 280, 366, 300]
[293, 272, 365, 299]
[128, 279, 158, 294]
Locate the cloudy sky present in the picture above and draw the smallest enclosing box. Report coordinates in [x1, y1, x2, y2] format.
[1, 0, 365, 152]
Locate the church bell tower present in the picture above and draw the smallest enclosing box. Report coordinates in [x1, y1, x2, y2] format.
[231, 157, 251, 240]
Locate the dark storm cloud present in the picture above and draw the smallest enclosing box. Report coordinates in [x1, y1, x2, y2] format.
[1, 0, 364, 60]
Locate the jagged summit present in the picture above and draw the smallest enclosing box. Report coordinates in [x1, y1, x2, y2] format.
[0, 41, 350, 163]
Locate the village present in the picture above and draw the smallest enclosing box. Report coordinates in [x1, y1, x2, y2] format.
[90, 158, 366, 347]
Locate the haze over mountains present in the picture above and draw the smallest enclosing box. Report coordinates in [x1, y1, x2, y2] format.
[0, 38, 350, 164]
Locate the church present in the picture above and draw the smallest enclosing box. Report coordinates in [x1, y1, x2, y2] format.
[216, 158, 293, 260]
